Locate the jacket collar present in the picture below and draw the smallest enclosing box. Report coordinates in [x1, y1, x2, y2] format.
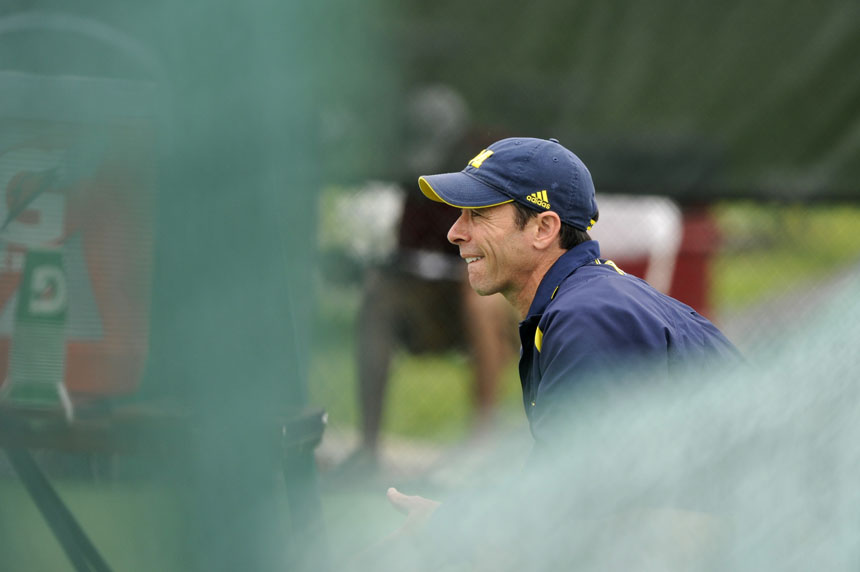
[525, 240, 601, 319]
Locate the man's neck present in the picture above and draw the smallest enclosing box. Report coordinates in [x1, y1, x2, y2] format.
[505, 250, 566, 320]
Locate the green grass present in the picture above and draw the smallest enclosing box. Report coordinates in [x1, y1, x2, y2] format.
[0, 480, 185, 572]
[309, 331, 522, 443]
[712, 203, 860, 311]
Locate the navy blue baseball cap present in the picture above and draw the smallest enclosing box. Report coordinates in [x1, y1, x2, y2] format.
[418, 137, 599, 231]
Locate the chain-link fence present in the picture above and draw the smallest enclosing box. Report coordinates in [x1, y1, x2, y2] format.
[2, 1, 859, 570]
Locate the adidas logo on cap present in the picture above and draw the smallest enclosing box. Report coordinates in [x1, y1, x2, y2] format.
[526, 190, 550, 209]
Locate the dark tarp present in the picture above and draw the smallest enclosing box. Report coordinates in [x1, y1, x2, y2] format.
[352, 0, 860, 201]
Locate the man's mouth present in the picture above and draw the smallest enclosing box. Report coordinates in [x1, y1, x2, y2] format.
[464, 256, 484, 264]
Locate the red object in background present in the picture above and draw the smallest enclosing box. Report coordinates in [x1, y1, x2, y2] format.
[0, 118, 155, 399]
[668, 205, 721, 319]
[604, 204, 720, 320]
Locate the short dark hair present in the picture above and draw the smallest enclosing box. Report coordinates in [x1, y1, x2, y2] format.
[511, 202, 592, 250]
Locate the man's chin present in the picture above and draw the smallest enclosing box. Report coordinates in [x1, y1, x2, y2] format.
[469, 281, 497, 297]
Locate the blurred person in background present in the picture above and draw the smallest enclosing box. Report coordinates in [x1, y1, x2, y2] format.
[343, 86, 517, 472]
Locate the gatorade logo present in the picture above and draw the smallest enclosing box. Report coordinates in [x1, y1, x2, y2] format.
[468, 149, 494, 169]
[526, 190, 550, 209]
[29, 265, 68, 316]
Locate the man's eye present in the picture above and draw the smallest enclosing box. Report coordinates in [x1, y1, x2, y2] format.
[471, 210, 483, 218]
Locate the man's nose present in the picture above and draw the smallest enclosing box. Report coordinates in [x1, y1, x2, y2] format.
[447, 211, 468, 245]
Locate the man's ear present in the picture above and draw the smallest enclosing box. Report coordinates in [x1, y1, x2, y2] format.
[532, 211, 562, 250]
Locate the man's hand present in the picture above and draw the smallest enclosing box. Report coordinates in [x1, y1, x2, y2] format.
[348, 488, 441, 568]
[386, 487, 441, 535]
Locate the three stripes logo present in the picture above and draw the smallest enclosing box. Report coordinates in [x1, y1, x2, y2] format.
[526, 190, 551, 209]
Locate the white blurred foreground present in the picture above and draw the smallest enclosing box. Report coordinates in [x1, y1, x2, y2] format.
[344, 266, 860, 572]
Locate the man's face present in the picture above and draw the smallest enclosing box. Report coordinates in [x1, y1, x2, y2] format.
[447, 204, 535, 297]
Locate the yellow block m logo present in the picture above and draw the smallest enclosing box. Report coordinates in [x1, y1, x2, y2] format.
[468, 149, 494, 169]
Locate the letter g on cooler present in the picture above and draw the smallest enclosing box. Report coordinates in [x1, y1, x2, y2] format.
[29, 264, 68, 317]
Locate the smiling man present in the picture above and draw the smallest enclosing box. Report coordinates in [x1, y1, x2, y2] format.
[417, 136, 738, 439]
[385, 137, 740, 544]
[422, 137, 598, 321]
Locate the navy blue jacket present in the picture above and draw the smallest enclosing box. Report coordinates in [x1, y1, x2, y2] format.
[519, 241, 739, 446]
